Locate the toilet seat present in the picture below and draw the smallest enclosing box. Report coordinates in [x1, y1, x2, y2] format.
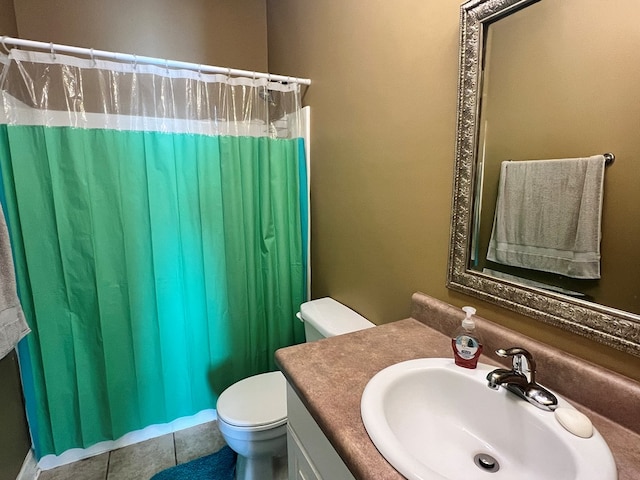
[217, 371, 287, 430]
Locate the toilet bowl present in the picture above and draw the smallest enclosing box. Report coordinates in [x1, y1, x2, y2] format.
[217, 371, 287, 480]
[216, 297, 374, 480]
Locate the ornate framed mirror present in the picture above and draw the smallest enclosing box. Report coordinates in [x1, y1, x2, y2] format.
[447, 0, 640, 356]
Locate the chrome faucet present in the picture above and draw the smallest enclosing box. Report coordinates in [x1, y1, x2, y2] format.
[486, 347, 558, 411]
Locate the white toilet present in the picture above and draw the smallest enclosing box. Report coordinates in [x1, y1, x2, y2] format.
[216, 297, 374, 480]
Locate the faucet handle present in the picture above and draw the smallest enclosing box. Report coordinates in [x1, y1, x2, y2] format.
[495, 347, 536, 384]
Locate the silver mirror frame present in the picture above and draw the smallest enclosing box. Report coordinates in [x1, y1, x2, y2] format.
[447, 0, 640, 356]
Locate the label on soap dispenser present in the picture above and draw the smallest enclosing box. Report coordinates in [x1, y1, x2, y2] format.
[454, 335, 480, 360]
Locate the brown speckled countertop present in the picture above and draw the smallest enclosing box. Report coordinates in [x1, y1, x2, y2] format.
[275, 294, 640, 480]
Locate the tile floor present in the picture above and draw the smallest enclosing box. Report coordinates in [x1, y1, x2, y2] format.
[38, 421, 227, 480]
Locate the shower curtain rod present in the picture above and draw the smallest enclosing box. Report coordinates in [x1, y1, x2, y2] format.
[0, 36, 311, 86]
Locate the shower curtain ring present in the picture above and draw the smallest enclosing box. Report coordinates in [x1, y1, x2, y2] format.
[1, 36, 10, 55]
[90, 48, 97, 67]
[132, 54, 137, 70]
[50, 42, 56, 61]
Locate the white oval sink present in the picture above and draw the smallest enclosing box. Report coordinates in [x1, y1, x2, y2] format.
[361, 358, 617, 480]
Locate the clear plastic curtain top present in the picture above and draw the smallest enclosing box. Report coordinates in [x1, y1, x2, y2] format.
[0, 49, 303, 138]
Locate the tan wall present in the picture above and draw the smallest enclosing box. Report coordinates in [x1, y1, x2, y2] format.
[476, 0, 640, 314]
[13, 0, 268, 71]
[267, 0, 640, 382]
[0, 352, 30, 480]
[0, 0, 18, 36]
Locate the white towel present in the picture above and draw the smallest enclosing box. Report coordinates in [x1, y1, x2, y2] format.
[486, 155, 606, 279]
[482, 268, 587, 297]
[0, 205, 30, 359]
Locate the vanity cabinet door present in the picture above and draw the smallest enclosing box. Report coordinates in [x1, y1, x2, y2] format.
[287, 424, 321, 480]
[286, 384, 356, 480]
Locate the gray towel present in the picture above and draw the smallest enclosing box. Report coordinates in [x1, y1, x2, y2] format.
[487, 155, 605, 279]
[0, 206, 30, 359]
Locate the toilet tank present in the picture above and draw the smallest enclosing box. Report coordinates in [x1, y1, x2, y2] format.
[298, 297, 374, 342]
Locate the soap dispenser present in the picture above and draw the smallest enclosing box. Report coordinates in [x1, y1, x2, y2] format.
[451, 306, 483, 369]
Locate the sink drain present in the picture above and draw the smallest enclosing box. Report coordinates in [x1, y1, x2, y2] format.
[473, 453, 500, 473]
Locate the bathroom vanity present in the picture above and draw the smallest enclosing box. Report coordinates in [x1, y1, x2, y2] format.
[275, 293, 640, 480]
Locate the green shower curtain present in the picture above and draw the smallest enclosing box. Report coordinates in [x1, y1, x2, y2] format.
[0, 50, 307, 459]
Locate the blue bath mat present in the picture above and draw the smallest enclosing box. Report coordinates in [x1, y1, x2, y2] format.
[151, 446, 236, 480]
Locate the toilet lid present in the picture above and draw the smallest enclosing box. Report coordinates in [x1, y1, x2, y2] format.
[217, 371, 287, 428]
